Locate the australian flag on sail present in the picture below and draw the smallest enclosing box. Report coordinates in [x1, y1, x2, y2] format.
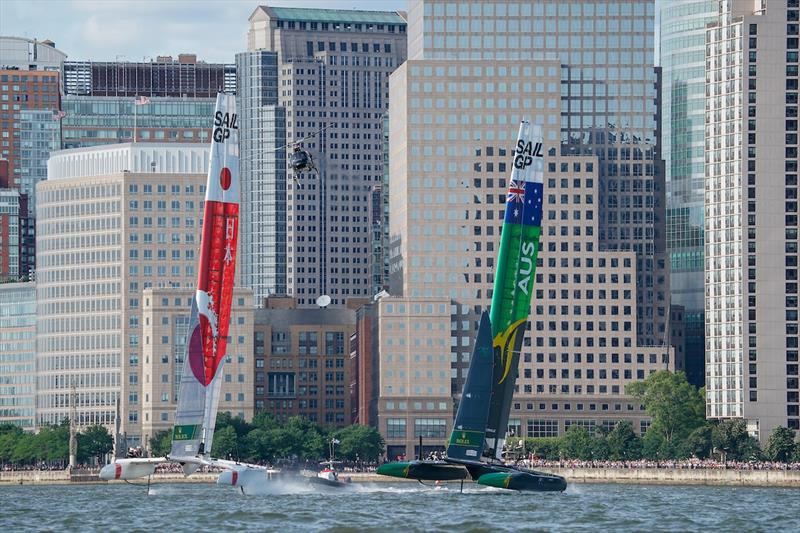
[504, 179, 543, 226]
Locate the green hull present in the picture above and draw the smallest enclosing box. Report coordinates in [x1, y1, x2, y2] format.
[376, 460, 467, 481]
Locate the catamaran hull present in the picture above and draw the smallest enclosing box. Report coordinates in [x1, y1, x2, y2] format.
[469, 465, 566, 492]
[98, 458, 163, 480]
[377, 459, 566, 492]
[376, 460, 468, 481]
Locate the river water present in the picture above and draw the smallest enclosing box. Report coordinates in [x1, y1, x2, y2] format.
[1, 481, 798, 532]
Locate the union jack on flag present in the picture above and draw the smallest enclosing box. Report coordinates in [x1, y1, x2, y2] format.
[134, 95, 151, 106]
[507, 179, 525, 203]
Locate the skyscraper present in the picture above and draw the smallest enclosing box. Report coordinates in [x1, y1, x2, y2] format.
[236, 50, 287, 301]
[705, 0, 799, 439]
[371, 0, 673, 456]
[240, 6, 408, 306]
[405, 0, 667, 347]
[660, 0, 718, 388]
[0, 36, 65, 279]
[0, 281, 36, 430]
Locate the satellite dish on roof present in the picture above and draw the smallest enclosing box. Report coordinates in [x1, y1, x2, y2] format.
[316, 295, 331, 308]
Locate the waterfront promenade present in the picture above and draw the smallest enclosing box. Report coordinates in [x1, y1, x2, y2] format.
[3, 463, 799, 488]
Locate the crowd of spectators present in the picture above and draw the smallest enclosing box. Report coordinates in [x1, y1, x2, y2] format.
[517, 457, 800, 471]
[4, 457, 799, 473]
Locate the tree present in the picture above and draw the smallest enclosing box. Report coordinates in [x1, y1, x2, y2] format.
[11, 433, 36, 464]
[0, 425, 24, 465]
[640, 427, 680, 460]
[216, 412, 252, 438]
[765, 426, 797, 462]
[711, 419, 762, 461]
[212, 425, 240, 460]
[332, 424, 384, 462]
[627, 371, 705, 445]
[684, 425, 713, 459]
[559, 426, 595, 460]
[243, 428, 277, 462]
[251, 411, 279, 431]
[77, 425, 113, 464]
[149, 430, 172, 457]
[35, 422, 69, 463]
[523, 438, 561, 460]
[606, 421, 642, 460]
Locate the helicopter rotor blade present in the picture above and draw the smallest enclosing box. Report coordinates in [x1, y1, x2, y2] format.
[263, 124, 330, 155]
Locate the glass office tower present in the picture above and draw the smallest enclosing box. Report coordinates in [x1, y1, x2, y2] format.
[660, 0, 718, 387]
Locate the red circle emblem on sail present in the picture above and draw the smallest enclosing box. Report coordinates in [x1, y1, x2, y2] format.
[188, 323, 207, 385]
[220, 167, 232, 190]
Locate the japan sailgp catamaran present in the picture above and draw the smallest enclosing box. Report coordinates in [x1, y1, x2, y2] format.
[99, 92, 260, 482]
[376, 122, 566, 492]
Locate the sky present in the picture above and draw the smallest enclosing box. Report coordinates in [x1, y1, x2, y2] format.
[0, 0, 407, 63]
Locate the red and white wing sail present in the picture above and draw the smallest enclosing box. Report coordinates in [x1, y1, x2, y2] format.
[171, 93, 240, 459]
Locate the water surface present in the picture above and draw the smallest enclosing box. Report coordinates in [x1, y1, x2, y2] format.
[1, 482, 797, 532]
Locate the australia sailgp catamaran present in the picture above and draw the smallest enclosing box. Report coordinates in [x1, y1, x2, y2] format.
[376, 122, 567, 492]
[99, 92, 262, 482]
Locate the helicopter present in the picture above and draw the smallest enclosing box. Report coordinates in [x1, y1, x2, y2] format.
[268, 125, 329, 187]
[291, 143, 317, 177]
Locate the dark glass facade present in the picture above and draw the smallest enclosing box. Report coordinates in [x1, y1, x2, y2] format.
[61, 96, 215, 149]
[63, 59, 236, 97]
[236, 51, 287, 302]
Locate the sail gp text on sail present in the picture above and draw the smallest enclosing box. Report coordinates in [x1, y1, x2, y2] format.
[213, 110, 238, 142]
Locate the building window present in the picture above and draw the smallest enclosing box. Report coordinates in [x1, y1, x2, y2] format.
[387, 418, 407, 438]
[526, 419, 558, 438]
[414, 418, 446, 438]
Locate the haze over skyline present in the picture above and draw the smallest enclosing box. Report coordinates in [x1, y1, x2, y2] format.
[0, 0, 407, 63]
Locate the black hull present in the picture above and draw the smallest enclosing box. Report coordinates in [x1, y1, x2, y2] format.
[464, 462, 567, 492]
[306, 475, 352, 489]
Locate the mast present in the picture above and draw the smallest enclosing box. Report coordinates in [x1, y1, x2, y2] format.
[484, 122, 545, 461]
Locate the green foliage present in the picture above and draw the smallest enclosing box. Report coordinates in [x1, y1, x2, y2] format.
[559, 426, 596, 460]
[641, 428, 682, 460]
[36, 422, 70, 462]
[627, 371, 705, 445]
[523, 438, 561, 459]
[683, 425, 713, 459]
[212, 425, 240, 459]
[606, 421, 642, 460]
[251, 411, 279, 431]
[765, 426, 797, 462]
[207, 413, 387, 464]
[215, 412, 251, 437]
[77, 425, 113, 464]
[149, 430, 172, 457]
[711, 419, 763, 461]
[332, 424, 385, 462]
